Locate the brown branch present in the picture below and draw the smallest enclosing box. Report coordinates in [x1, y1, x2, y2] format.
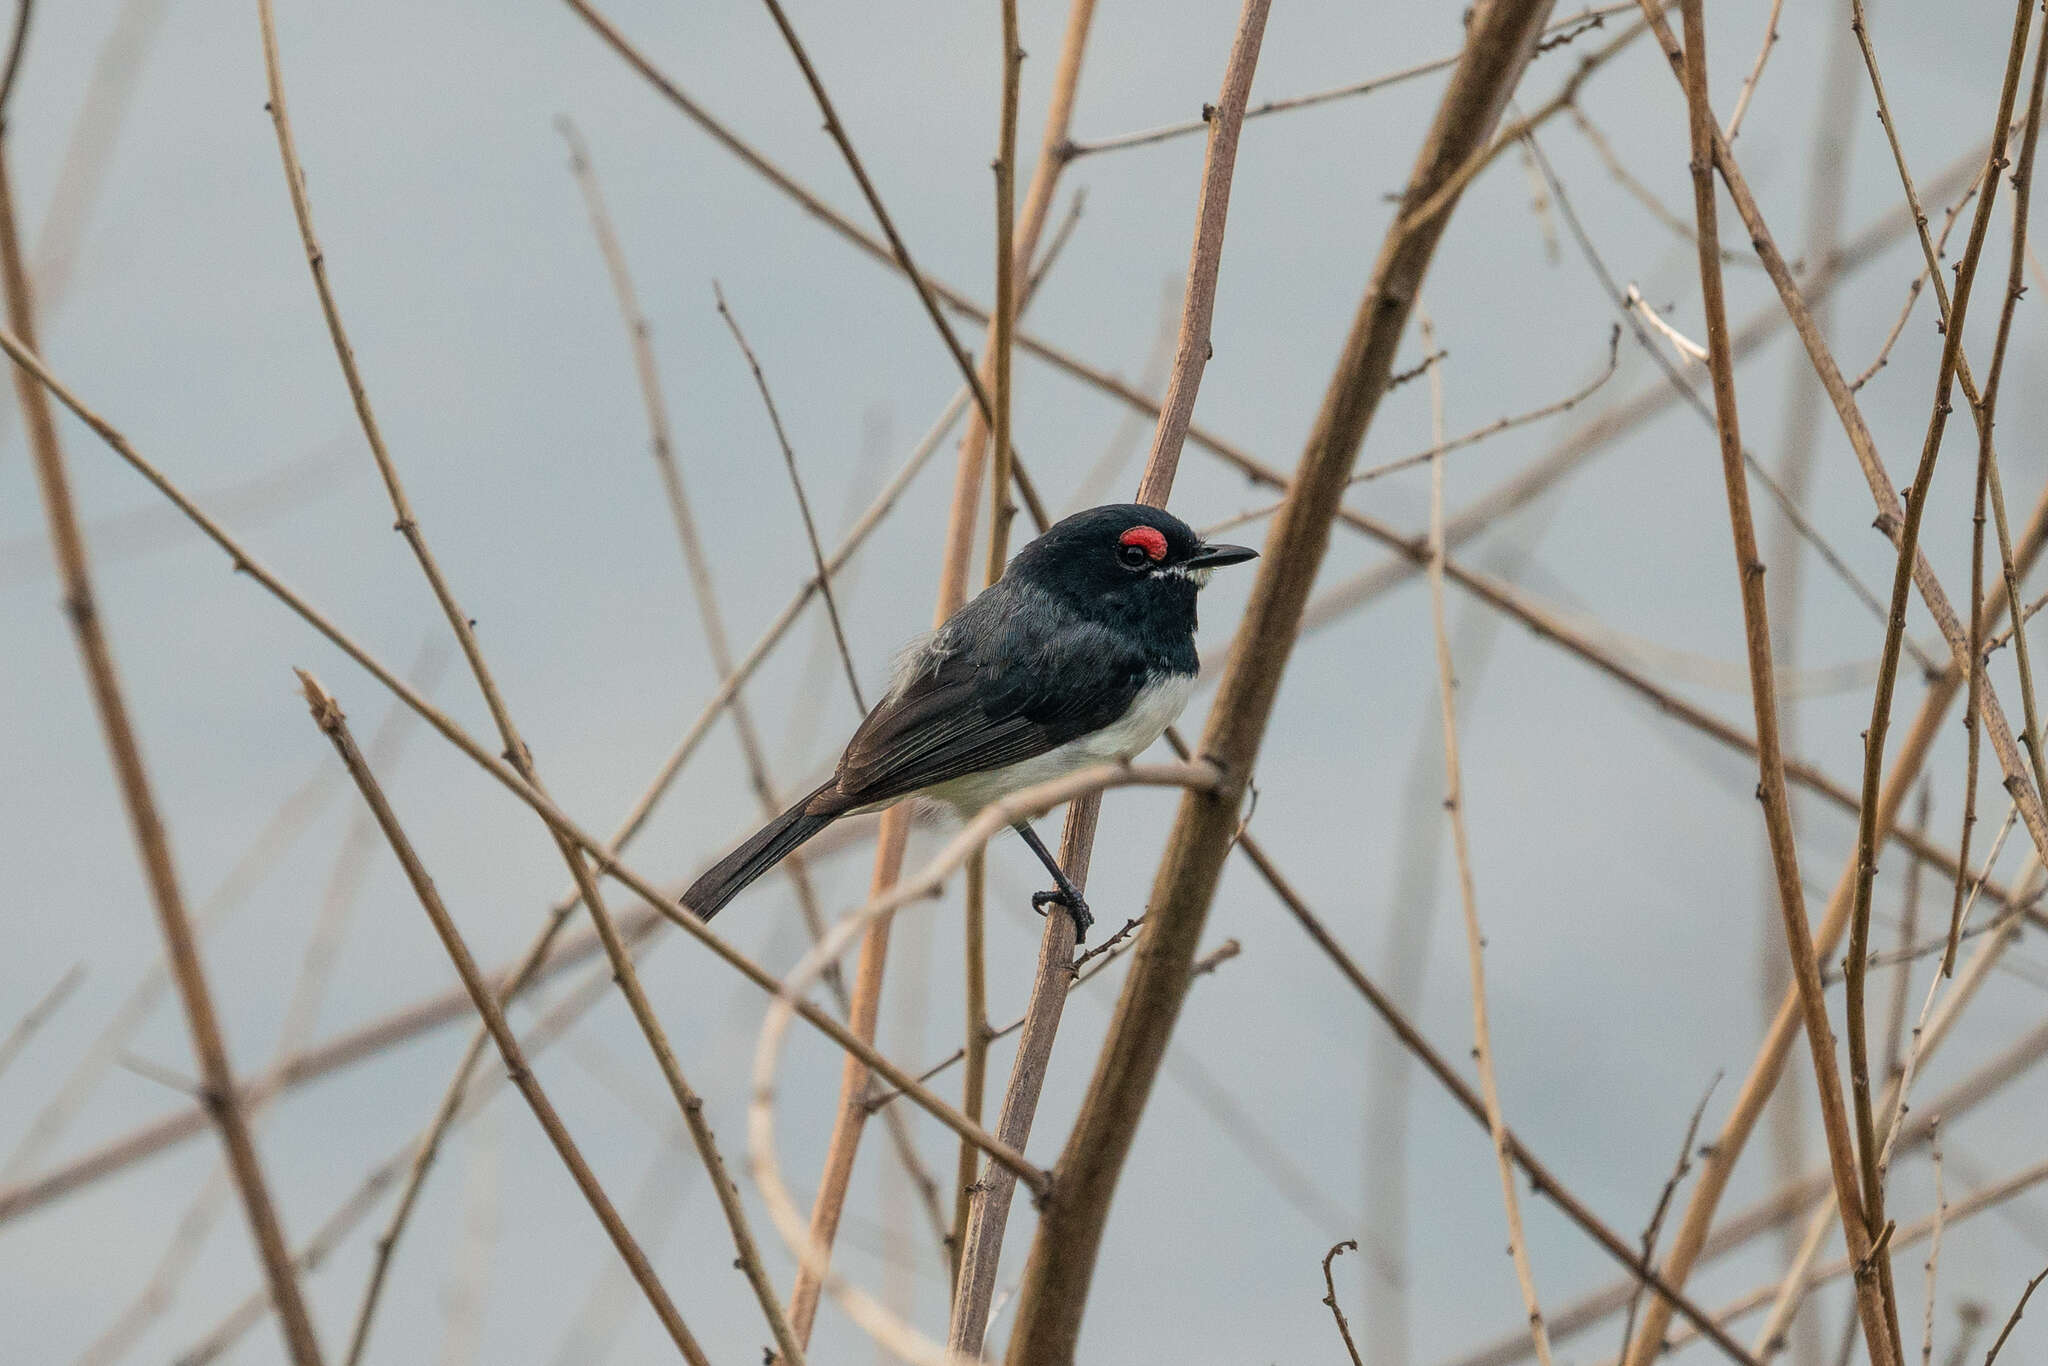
[0, 961, 82, 1085]
[1250, 825, 1759, 1366]
[295, 672, 706, 1366]
[0, 88, 324, 1366]
[1983, 1263, 2048, 1365]
[1001, 7, 1561, 1360]
[1640, 1157, 2048, 1362]
[1421, 308, 1553, 1363]
[0, 0, 32, 127]
[1617, 0, 2048, 1349]
[943, 1, 1272, 1355]
[949, 0, 1027, 1302]
[1445, 1014, 2048, 1366]
[1959, 8, 2048, 973]
[1721, 0, 1781, 141]
[1323, 1241, 1367, 1366]
[1667, 0, 1896, 1359]
[1832, 0, 2044, 1357]
[778, 0, 1101, 1346]
[1064, 3, 1634, 158]
[1618, 1073, 1719, 1359]
[253, 11, 806, 1357]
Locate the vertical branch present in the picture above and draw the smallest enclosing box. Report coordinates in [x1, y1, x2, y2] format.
[1757, 33, 1860, 1358]
[951, 0, 1024, 1300]
[1322, 1241, 1367, 1366]
[953, 839, 989, 1294]
[1666, 3, 1896, 1363]
[781, 0, 1101, 1343]
[0, 22, 323, 1359]
[1617, 0, 2048, 1352]
[1420, 309, 1553, 1363]
[945, 2, 1273, 1357]
[1834, 0, 2042, 1355]
[296, 674, 706, 1366]
[1004, 5, 1557, 1361]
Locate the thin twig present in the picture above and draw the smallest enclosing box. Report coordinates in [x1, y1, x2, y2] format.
[1665, 5, 1892, 1356]
[1619, 1073, 1720, 1358]
[1422, 307, 1553, 1365]
[1721, 0, 1782, 141]
[1617, 0, 2048, 1346]
[1323, 1241, 1367, 1366]
[1983, 1264, 2048, 1364]
[0, 962, 82, 1084]
[295, 672, 707, 1366]
[950, 0, 1025, 1302]
[1922, 1124, 1945, 1366]
[1851, 172, 1989, 391]
[1831, 2, 2044, 1356]
[1062, 3, 1636, 158]
[713, 281, 865, 712]
[1886, 783, 1934, 1082]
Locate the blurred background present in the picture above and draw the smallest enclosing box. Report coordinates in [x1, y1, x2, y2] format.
[1, 0, 2045, 1362]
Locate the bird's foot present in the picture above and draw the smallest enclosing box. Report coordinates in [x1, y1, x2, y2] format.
[1032, 888, 1094, 942]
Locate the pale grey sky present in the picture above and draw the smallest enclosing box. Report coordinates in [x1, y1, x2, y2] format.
[2, 2, 2045, 1363]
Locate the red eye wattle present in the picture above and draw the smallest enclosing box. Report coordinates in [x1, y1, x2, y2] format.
[1118, 526, 1168, 561]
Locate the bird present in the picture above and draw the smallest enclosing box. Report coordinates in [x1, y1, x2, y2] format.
[680, 503, 1256, 939]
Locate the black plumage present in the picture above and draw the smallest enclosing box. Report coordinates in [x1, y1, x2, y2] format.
[682, 504, 1253, 927]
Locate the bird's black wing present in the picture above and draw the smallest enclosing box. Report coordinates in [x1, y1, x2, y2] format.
[813, 588, 1149, 815]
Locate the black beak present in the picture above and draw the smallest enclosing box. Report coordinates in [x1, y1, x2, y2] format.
[1185, 542, 1258, 570]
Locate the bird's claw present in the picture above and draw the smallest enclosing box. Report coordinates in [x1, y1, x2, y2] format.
[1032, 888, 1094, 942]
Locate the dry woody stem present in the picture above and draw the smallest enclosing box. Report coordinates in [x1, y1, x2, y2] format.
[295, 673, 706, 1366]
[1663, 1, 1895, 1362]
[1003, 5, 1562, 1359]
[0, 127, 325, 1366]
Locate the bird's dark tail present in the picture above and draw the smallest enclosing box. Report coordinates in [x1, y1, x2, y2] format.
[682, 783, 838, 920]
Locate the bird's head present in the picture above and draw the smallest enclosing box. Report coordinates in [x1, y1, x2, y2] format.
[1004, 503, 1257, 636]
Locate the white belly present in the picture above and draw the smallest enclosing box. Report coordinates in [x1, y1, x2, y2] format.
[924, 670, 1196, 816]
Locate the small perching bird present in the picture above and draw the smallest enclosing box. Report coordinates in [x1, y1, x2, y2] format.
[681, 504, 1256, 938]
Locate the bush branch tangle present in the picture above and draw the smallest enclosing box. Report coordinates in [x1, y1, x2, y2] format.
[295, 673, 706, 1366]
[1001, 5, 1561, 1360]
[748, 762, 1224, 1366]
[254, 8, 805, 1357]
[1669, 0, 1898, 1362]
[1617, 0, 2048, 1350]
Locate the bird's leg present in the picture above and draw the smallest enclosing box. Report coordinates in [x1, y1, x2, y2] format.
[1010, 821, 1093, 941]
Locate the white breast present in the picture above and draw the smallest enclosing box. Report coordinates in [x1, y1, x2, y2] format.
[924, 670, 1197, 817]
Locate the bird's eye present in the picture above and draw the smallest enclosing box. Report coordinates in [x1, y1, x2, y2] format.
[1117, 525, 1168, 569]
